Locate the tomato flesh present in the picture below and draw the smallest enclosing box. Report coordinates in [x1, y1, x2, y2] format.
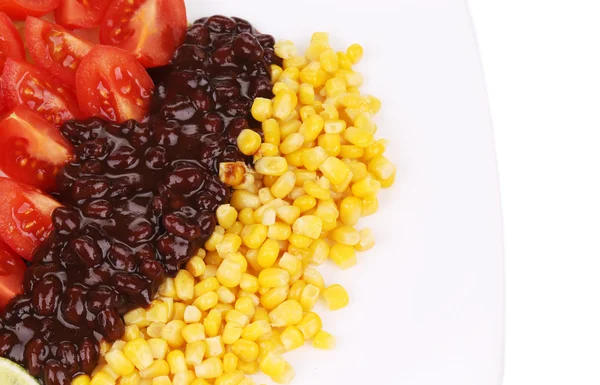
[76, 45, 154, 123]
[0, 239, 25, 311]
[0, 177, 60, 260]
[0, 106, 73, 191]
[1, 58, 83, 125]
[0, 12, 25, 75]
[55, 0, 111, 29]
[26, 16, 94, 89]
[0, 0, 61, 20]
[99, 0, 187, 68]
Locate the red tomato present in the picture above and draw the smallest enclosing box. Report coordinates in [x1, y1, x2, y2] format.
[1, 58, 83, 125]
[76, 45, 154, 122]
[0, 12, 25, 74]
[0, 239, 26, 310]
[0, 177, 60, 260]
[99, 0, 186, 68]
[0, 106, 73, 191]
[25, 16, 94, 89]
[0, 0, 61, 20]
[55, 0, 111, 29]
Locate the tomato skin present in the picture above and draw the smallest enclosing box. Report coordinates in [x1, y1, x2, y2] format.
[0, 177, 60, 260]
[0, 106, 73, 191]
[0, 0, 61, 20]
[0, 12, 25, 75]
[99, 0, 187, 68]
[55, 0, 112, 29]
[25, 16, 95, 89]
[0, 239, 26, 311]
[76, 45, 154, 123]
[1, 58, 83, 125]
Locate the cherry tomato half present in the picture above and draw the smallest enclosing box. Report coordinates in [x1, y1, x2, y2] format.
[0, 106, 73, 191]
[99, 0, 187, 68]
[0, 0, 61, 20]
[0, 11, 25, 73]
[26, 16, 95, 89]
[55, 0, 112, 29]
[0, 239, 26, 311]
[76, 44, 154, 122]
[1, 58, 83, 125]
[0, 177, 60, 260]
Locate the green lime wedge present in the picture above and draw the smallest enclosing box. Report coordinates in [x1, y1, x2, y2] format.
[0, 357, 39, 385]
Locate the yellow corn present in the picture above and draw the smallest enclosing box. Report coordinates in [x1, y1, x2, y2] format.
[303, 180, 330, 200]
[105, 350, 135, 377]
[174, 270, 194, 302]
[361, 194, 379, 216]
[287, 280, 306, 302]
[166, 350, 187, 374]
[269, 300, 303, 327]
[254, 157, 288, 176]
[260, 286, 289, 310]
[194, 357, 223, 379]
[317, 133, 341, 157]
[351, 177, 381, 198]
[301, 146, 328, 172]
[271, 171, 296, 199]
[297, 312, 323, 340]
[73, 376, 91, 385]
[186, 257, 207, 278]
[123, 339, 153, 370]
[231, 339, 259, 363]
[147, 338, 169, 360]
[194, 291, 219, 311]
[355, 228, 375, 251]
[216, 258, 243, 288]
[258, 268, 290, 288]
[184, 341, 206, 366]
[90, 373, 115, 385]
[152, 377, 171, 385]
[329, 243, 357, 269]
[120, 372, 140, 385]
[241, 224, 268, 249]
[322, 284, 350, 310]
[293, 195, 316, 212]
[292, 215, 322, 239]
[313, 331, 336, 350]
[299, 284, 320, 311]
[172, 372, 194, 385]
[259, 352, 287, 379]
[330, 225, 360, 246]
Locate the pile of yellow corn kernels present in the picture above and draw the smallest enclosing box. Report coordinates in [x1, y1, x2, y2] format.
[78, 32, 395, 385]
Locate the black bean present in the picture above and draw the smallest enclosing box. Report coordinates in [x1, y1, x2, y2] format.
[233, 32, 264, 62]
[0, 330, 17, 356]
[72, 236, 103, 267]
[206, 15, 237, 33]
[43, 360, 69, 385]
[61, 286, 86, 324]
[25, 338, 50, 377]
[78, 338, 98, 373]
[56, 342, 79, 375]
[32, 277, 62, 316]
[95, 308, 124, 342]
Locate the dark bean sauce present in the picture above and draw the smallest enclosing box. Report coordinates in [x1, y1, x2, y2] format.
[0, 16, 278, 385]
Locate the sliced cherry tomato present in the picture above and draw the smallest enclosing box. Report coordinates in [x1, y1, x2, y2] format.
[99, 0, 187, 68]
[0, 239, 25, 310]
[76, 45, 154, 122]
[25, 16, 94, 89]
[0, 0, 61, 20]
[55, 0, 111, 29]
[0, 106, 73, 191]
[0, 12, 25, 74]
[1, 58, 83, 125]
[0, 177, 60, 260]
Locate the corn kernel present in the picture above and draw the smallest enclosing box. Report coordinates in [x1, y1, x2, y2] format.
[254, 156, 288, 177]
[260, 286, 289, 310]
[173, 270, 194, 302]
[172, 372, 194, 385]
[329, 243, 357, 269]
[172, 302, 186, 321]
[226, 221, 244, 236]
[268, 300, 303, 327]
[300, 61, 327, 87]
[235, 296, 256, 319]
[330, 225, 360, 246]
[231, 339, 259, 363]
[351, 177, 381, 198]
[237, 273, 258, 294]
[205, 336, 225, 358]
[299, 284, 320, 311]
[73, 376, 91, 385]
[195, 291, 219, 311]
[355, 228, 375, 251]
[308, 238, 330, 265]
[279, 133, 304, 155]
[231, 190, 262, 211]
[123, 339, 153, 370]
[323, 284, 350, 311]
[368, 155, 396, 181]
[343, 126, 374, 148]
[222, 322, 243, 345]
[226, 309, 250, 328]
[185, 257, 206, 278]
[258, 268, 290, 288]
[165, 350, 187, 374]
[270, 171, 296, 199]
[146, 338, 168, 360]
[194, 357, 223, 379]
[90, 373, 115, 385]
[152, 377, 172, 385]
[293, 195, 316, 212]
[296, 312, 322, 340]
[221, 352, 238, 374]
[312, 331, 335, 351]
[105, 350, 135, 377]
[259, 352, 287, 378]
[287, 280, 306, 302]
[237, 361, 259, 376]
[298, 83, 315, 105]
[241, 319, 272, 341]
[292, 215, 322, 239]
[194, 277, 219, 297]
[216, 258, 243, 288]
[124, 308, 149, 327]
[300, 146, 327, 172]
[337, 51, 352, 69]
[185, 341, 207, 366]
[123, 325, 141, 341]
[120, 372, 141, 385]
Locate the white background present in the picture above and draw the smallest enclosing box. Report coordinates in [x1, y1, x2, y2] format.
[469, 1, 600, 384]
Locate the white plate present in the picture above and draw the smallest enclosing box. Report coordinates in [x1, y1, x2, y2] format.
[184, 1, 504, 384]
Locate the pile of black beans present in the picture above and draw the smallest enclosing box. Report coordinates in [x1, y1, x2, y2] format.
[0, 15, 278, 385]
